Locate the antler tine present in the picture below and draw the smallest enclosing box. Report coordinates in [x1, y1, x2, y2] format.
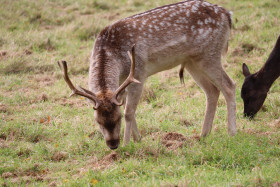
[57, 61, 100, 109]
[111, 45, 141, 106]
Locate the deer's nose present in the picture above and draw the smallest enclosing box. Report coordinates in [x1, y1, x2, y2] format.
[244, 111, 255, 119]
[106, 139, 120, 150]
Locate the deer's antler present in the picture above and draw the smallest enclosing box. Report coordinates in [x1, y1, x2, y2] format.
[111, 45, 141, 106]
[57, 61, 101, 110]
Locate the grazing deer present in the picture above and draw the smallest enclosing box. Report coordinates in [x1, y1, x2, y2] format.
[58, 0, 236, 149]
[241, 35, 280, 118]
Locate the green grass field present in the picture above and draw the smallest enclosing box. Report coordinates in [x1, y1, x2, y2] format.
[1, 0, 280, 186]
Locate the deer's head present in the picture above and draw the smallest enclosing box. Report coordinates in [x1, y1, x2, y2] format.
[58, 46, 139, 149]
[241, 63, 267, 118]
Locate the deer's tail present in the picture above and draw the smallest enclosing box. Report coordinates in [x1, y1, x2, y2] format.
[179, 64, 185, 85]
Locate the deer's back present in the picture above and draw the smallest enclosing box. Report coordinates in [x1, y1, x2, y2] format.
[93, 0, 232, 76]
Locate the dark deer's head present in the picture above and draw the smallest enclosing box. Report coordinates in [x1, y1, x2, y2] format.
[241, 63, 268, 118]
[241, 35, 280, 118]
[58, 46, 139, 149]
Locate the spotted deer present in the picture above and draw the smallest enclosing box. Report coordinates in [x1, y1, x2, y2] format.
[58, 0, 236, 150]
[241, 35, 280, 118]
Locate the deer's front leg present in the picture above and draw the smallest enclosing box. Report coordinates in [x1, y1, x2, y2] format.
[123, 83, 144, 146]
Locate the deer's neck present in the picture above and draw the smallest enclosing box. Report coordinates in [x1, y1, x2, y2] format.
[255, 44, 280, 91]
[89, 48, 121, 94]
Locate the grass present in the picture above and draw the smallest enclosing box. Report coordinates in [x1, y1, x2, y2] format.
[0, 0, 280, 186]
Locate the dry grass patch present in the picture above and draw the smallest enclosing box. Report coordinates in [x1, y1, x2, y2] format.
[149, 132, 200, 151]
[0, 139, 9, 149]
[0, 103, 10, 114]
[161, 132, 187, 150]
[1, 164, 49, 185]
[51, 151, 68, 162]
[80, 152, 119, 173]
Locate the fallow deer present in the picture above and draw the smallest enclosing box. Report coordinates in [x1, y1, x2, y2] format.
[241, 35, 280, 118]
[58, 0, 236, 149]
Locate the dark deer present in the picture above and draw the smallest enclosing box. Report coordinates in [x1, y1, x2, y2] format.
[241, 35, 280, 118]
[58, 0, 236, 149]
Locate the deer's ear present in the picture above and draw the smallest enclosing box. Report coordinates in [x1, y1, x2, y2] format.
[242, 63, 251, 77]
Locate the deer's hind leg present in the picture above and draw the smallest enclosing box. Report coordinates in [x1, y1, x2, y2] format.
[198, 58, 236, 136]
[185, 63, 220, 136]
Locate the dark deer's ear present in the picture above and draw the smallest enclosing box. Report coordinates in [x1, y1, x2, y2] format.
[242, 63, 251, 77]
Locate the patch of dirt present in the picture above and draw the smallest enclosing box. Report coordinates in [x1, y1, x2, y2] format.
[162, 140, 185, 150]
[49, 181, 57, 187]
[8, 175, 45, 184]
[163, 132, 186, 141]
[0, 133, 7, 140]
[160, 132, 200, 150]
[1, 165, 49, 184]
[24, 49, 32, 55]
[0, 103, 10, 114]
[2, 172, 16, 178]
[161, 132, 186, 150]
[78, 152, 119, 176]
[0, 131, 15, 142]
[0, 139, 8, 148]
[40, 93, 48, 102]
[51, 151, 68, 162]
[0, 50, 7, 58]
[103, 152, 119, 162]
